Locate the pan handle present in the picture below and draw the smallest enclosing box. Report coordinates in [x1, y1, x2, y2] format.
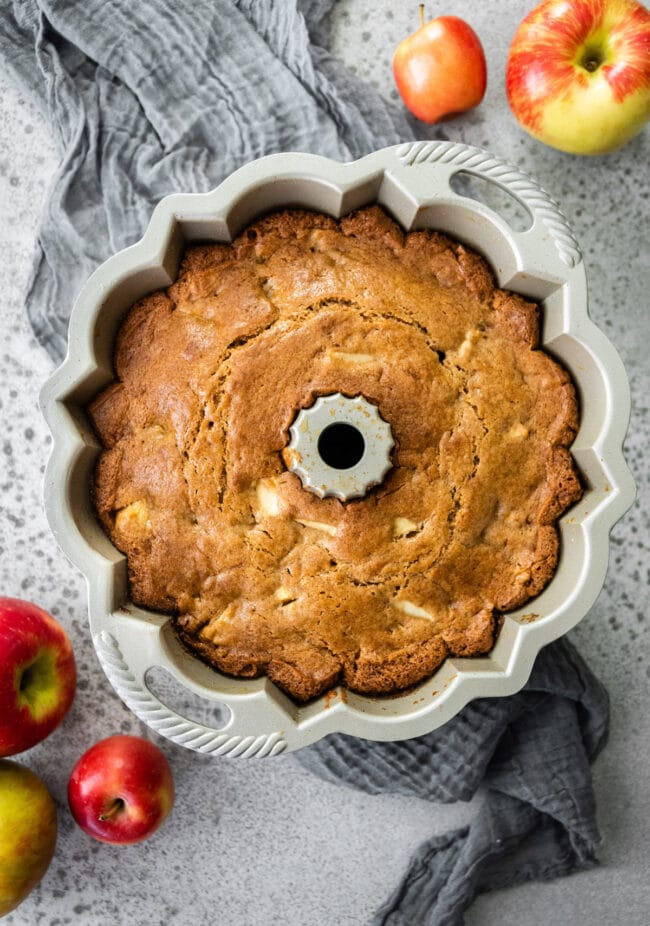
[383, 140, 583, 281]
[94, 627, 289, 757]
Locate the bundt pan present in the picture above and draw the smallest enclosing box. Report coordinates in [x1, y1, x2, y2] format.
[40, 142, 635, 757]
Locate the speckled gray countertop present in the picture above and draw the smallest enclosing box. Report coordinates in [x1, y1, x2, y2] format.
[0, 2, 648, 924]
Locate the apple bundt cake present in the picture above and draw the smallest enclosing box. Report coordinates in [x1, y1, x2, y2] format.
[88, 206, 582, 702]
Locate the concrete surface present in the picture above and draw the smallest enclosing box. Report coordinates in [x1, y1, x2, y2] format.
[0, 2, 648, 924]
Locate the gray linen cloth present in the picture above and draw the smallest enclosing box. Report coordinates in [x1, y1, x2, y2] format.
[0, 2, 609, 924]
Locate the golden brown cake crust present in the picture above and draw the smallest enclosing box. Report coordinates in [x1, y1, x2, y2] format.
[88, 206, 582, 703]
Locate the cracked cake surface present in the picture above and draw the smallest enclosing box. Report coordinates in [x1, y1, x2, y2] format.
[88, 205, 582, 702]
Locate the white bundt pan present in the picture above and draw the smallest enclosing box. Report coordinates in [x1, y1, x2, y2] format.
[40, 142, 635, 757]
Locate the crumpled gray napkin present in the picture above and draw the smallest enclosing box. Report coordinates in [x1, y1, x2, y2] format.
[296, 636, 608, 926]
[0, 0, 415, 361]
[0, 2, 609, 924]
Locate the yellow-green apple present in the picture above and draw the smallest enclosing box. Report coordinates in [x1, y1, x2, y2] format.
[393, 4, 487, 123]
[68, 736, 174, 845]
[506, 0, 650, 154]
[0, 760, 57, 916]
[0, 598, 76, 757]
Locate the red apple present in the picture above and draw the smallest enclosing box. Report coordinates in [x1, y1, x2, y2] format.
[68, 735, 174, 845]
[506, 0, 650, 154]
[393, 4, 487, 123]
[0, 598, 76, 757]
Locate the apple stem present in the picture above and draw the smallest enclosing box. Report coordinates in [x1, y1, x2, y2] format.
[19, 664, 34, 692]
[419, 3, 425, 28]
[99, 798, 125, 822]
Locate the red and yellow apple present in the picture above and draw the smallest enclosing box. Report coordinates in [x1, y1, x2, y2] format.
[0, 598, 76, 757]
[0, 760, 57, 916]
[68, 735, 174, 845]
[506, 0, 650, 154]
[393, 5, 487, 123]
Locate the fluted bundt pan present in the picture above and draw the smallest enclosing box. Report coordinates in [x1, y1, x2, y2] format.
[40, 143, 635, 756]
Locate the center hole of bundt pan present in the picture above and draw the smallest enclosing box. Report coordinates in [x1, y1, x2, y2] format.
[317, 422, 366, 470]
[285, 393, 394, 501]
